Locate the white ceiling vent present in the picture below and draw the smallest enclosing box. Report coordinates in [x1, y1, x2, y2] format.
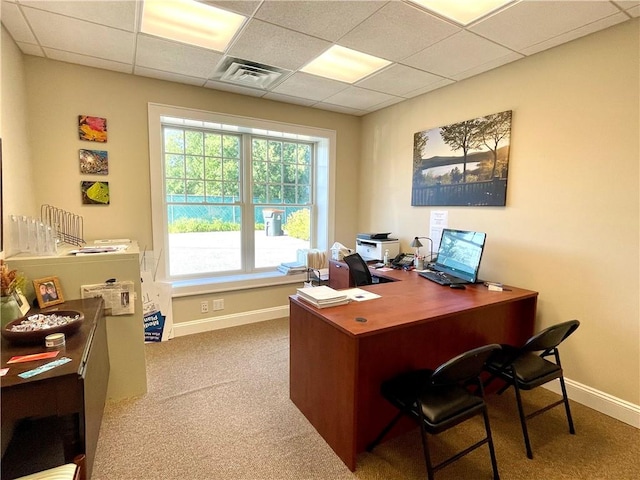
[215, 58, 289, 90]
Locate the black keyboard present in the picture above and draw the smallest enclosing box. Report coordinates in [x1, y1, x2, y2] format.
[419, 270, 467, 286]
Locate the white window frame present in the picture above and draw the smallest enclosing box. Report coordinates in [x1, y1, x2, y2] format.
[148, 103, 336, 294]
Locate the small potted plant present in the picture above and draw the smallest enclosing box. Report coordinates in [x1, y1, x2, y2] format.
[1, 260, 27, 327]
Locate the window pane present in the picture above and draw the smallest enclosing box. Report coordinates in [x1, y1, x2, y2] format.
[169, 206, 242, 275]
[186, 156, 204, 179]
[166, 154, 185, 178]
[223, 135, 240, 158]
[253, 138, 267, 161]
[255, 206, 310, 268]
[164, 128, 184, 154]
[204, 133, 221, 157]
[205, 157, 222, 181]
[185, 130, 204, 155]
[269, 141, 282, 162]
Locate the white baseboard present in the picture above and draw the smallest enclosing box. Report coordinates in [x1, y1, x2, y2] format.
[544, 378, 640, 428]
[172, 305, 289, 338]
[173, 308, 640, 430]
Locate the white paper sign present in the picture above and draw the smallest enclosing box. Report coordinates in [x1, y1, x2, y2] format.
[430, 210, 448, 251]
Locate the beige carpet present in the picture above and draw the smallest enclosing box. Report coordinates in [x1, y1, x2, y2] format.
[92, 318, 639, 479]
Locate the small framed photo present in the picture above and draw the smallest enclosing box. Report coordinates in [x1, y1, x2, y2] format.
[12, 290, 30, 316]
[33, 276, 64, 308]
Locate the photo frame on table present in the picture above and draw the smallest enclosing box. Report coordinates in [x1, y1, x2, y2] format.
[33, 276, 64, 308]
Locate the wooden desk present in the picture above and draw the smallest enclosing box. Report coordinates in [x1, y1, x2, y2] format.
[289, 269, 537, 471]
[1, 298, 109, 479]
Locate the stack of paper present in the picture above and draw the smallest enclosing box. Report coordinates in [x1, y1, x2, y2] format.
[296, 286, 349, 309]
[277, 261, 308, 275]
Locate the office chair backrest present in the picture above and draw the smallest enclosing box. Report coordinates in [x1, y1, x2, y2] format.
[431, 344, 501, 386]
[522, 319, 580, 353]
[343, 253, 373, 286]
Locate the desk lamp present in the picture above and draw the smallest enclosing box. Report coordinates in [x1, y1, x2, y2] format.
[410, 237, 434, 262]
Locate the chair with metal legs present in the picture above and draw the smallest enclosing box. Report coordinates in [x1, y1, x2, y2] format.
[367, 344, 502, 480]
[483, 319, 580, 459]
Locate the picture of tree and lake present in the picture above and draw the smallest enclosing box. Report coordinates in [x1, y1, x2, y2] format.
[412, 110, 512, 206]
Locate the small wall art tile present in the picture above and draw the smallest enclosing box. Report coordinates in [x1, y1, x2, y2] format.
[79, 149, 108, 175]
[78, 115, 107, 142]
[81, 181, 110, 205]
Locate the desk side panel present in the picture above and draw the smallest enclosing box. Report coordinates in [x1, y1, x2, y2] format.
[289, 300, 358, 470]
[82, 305, 110, 480]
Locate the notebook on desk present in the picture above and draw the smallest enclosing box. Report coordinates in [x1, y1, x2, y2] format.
[419, 229, 486, 286]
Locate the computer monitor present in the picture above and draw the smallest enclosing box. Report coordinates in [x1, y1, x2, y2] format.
[432, 229, 487, 283]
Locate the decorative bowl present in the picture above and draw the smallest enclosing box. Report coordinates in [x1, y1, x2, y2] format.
[1, 310, 84, 345]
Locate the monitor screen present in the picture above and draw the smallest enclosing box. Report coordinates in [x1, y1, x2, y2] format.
[432, 229, 487, 283]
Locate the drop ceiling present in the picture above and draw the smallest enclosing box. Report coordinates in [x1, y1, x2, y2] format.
[2, 0, 638, 116]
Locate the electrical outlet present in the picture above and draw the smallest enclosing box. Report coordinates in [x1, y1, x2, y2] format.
[200, 301, 209, 313]
[212, 299, 224, 311]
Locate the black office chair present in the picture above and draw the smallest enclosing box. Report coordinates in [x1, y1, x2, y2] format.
[483, 319, 580, 459]
[367, 344, 502, 480]
[343, 253, 375, 286]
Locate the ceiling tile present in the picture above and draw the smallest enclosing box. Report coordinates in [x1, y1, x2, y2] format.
[365, 95, 405, 112]
[322, 85, 401, 110]
[356, 64, 448, 97]
[262, 92, 317, 107]
[135, 35, 223, 79]
[403, 30, 521, 78]
[339, 1, 460, 61]
[134, 66, 207, 86]
[520, 11, 630, 56]
[227, 18, 331, 70]
[313, 102, 368, 116]
[451, 51, 522, 81]
[203, 79, 267, 97]
[201, 0, 262, 16]
[629, 5, 640, 16]
[470, 0, 622, 52]
[16, 41, 44, 57]
[20, 0, 138, 31]
[403, 78, 455, 98]
[45, 48, 133, 73]
[1, 1, 38, 43]
[254, 0, 386, 42]
[271, 72, 349, 101]
[21, 6, 135, 63]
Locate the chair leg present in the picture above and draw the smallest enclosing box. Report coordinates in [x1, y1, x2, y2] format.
[366, 410, 405, 452]
[419, 425, 436, 480]
[513, 382, 534, 459]
[559, 376, 576, 434]
[482, 408, 501, 480]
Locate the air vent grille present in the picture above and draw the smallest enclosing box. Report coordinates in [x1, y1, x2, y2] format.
[215, 58, 288, 90]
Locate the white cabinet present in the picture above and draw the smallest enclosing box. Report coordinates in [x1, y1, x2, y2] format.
[7, 243, 147, 400]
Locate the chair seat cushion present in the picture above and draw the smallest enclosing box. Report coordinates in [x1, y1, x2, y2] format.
[419, 385, 484, 425]
[487, 348, 562, 387]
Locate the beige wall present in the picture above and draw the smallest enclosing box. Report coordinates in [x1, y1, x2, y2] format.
[360, 20, 639, 405]
[1, 27, 37, 224]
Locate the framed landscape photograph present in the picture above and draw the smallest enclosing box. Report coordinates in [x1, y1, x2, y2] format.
[412, 110, 512, 206]
[34, 276, 64, 308]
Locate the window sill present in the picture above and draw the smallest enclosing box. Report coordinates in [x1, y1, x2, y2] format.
[169, 271, 307, 297]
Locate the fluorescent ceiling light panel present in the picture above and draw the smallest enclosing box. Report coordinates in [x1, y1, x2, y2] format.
[410, 0, 514, 25]
[141, 0, 246, 52]
[301, 45, 391, 84]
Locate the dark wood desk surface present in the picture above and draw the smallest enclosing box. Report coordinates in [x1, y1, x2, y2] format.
[2, 298, 109, 479]
[289, 270, 538, 471]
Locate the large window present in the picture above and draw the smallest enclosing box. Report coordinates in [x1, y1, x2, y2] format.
[149, 104, 335, 285]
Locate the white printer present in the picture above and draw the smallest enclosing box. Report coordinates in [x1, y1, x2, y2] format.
[355, 233, 400, 262]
